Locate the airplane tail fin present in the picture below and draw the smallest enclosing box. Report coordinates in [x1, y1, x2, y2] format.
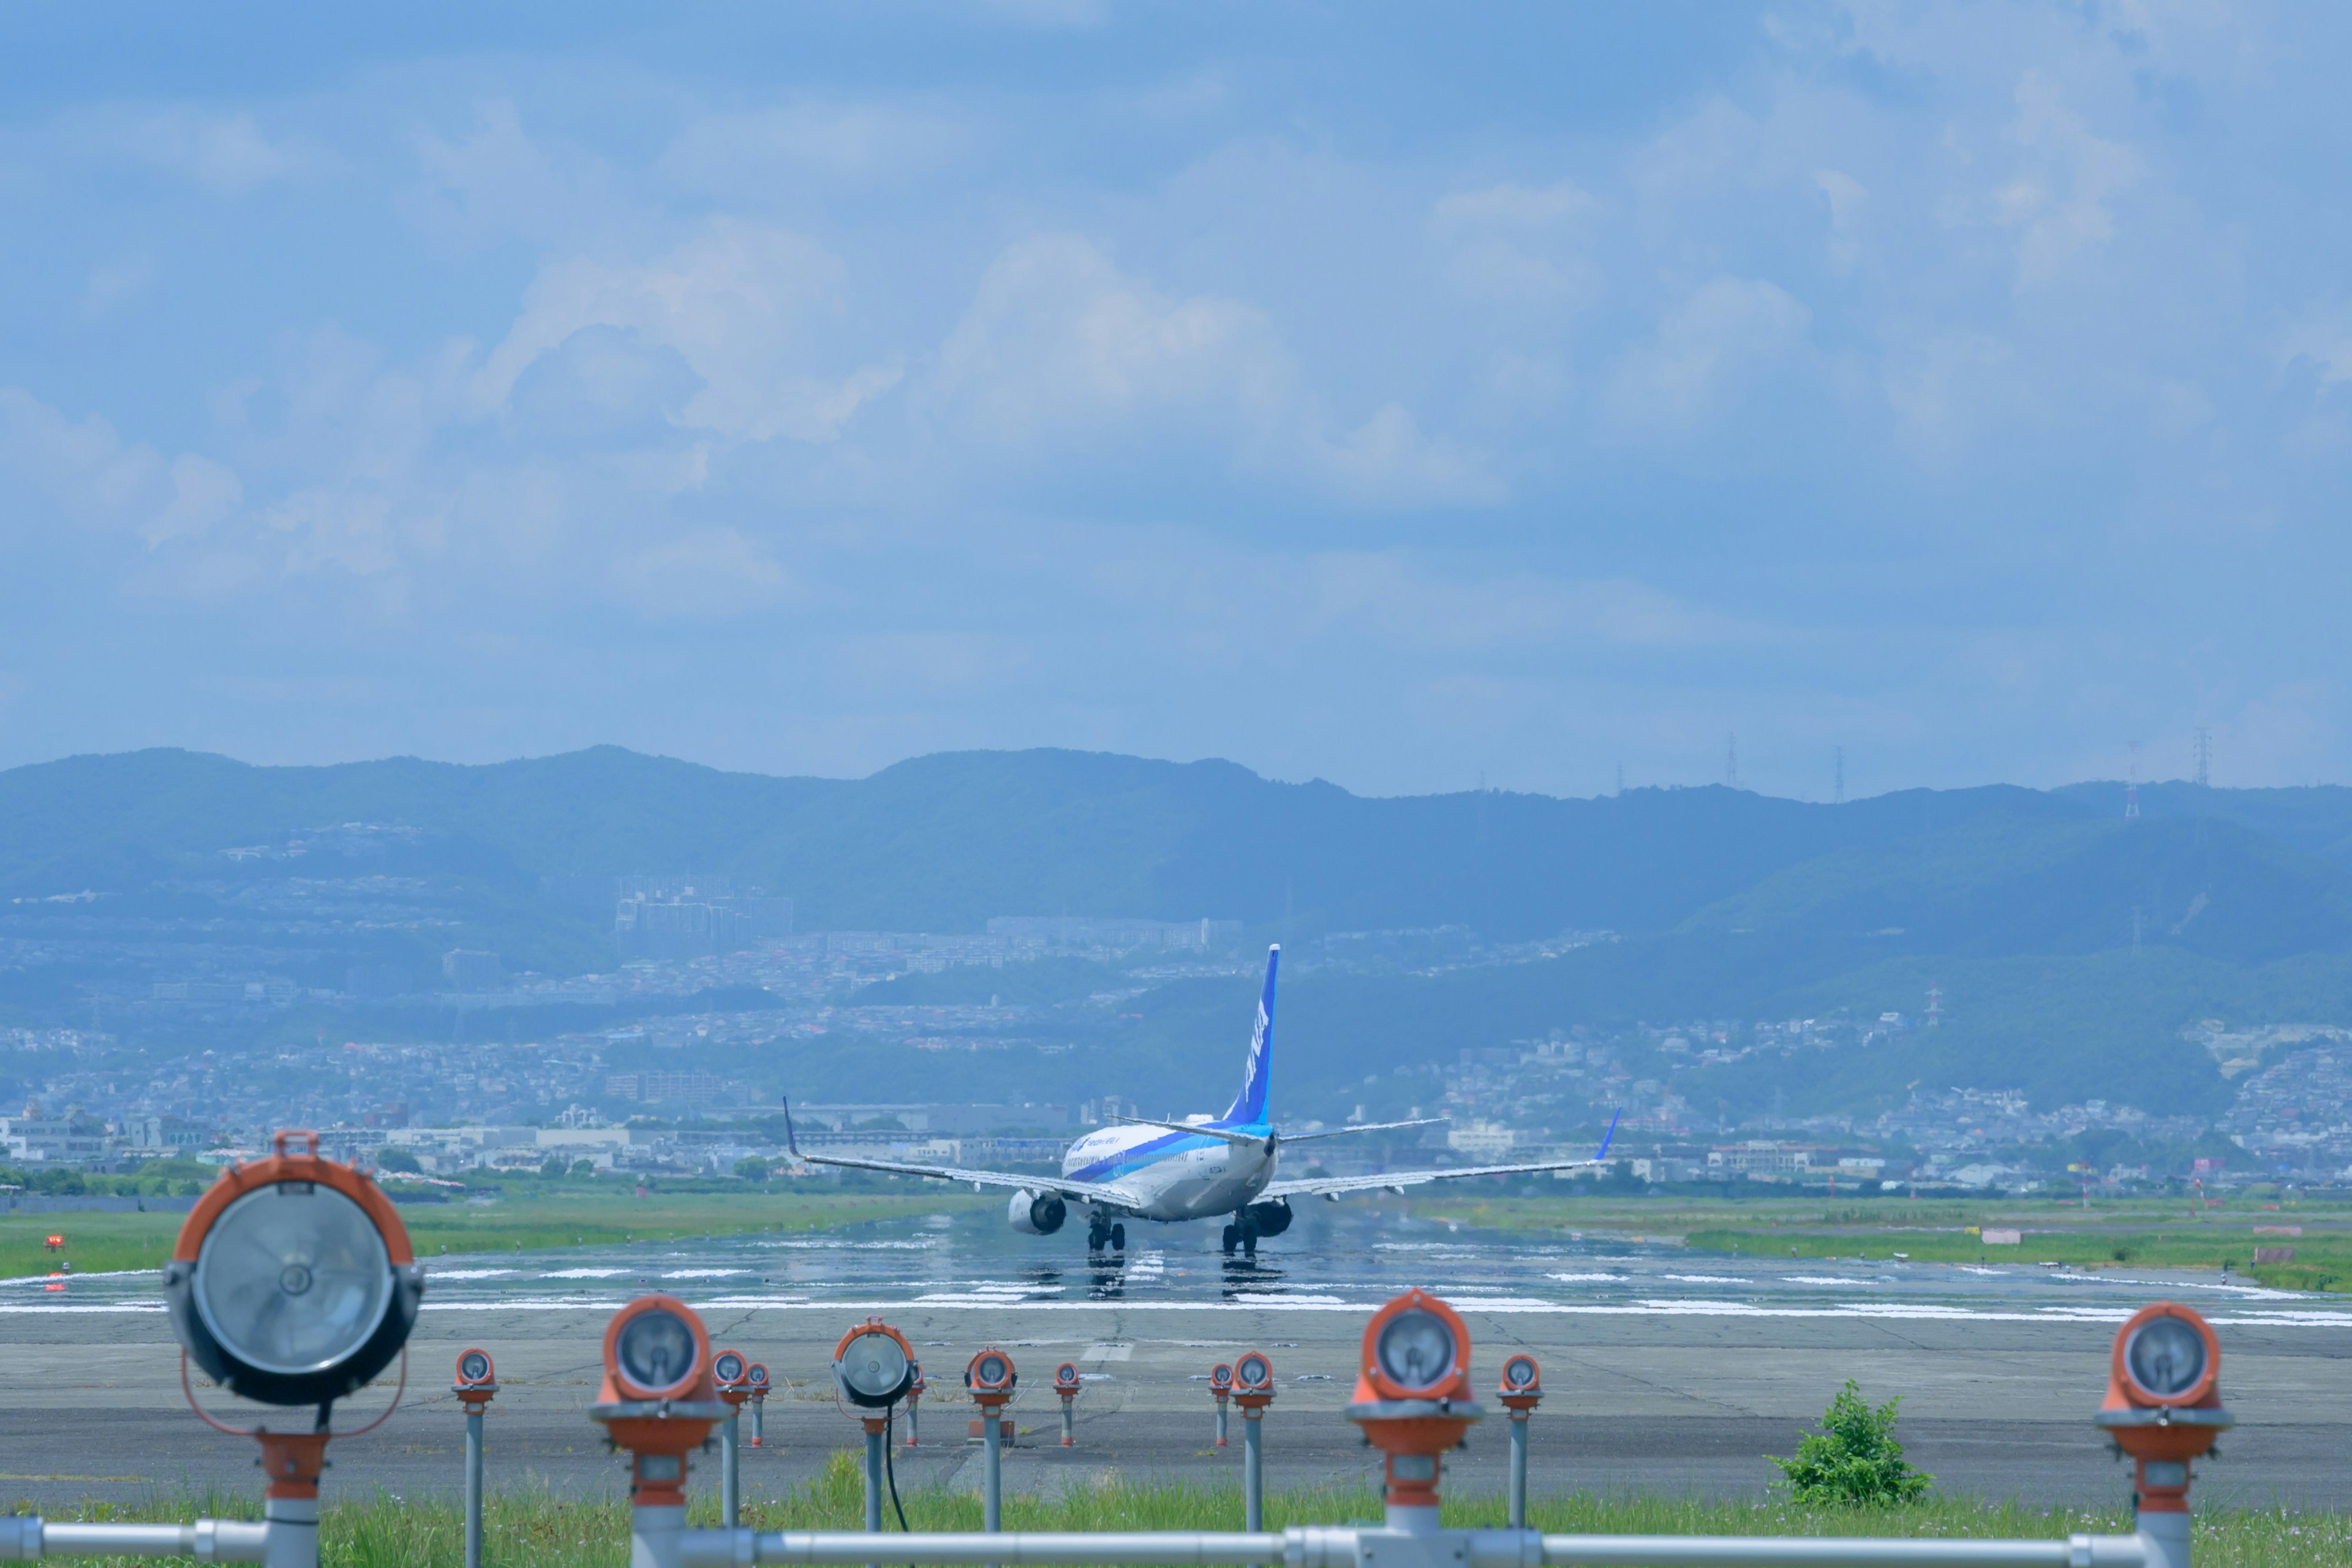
[1218, 945, 1278, 1128]
[1596, 1106, 1621, 1162]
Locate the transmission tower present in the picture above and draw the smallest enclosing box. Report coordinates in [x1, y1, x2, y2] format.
[1834, 745, 1845, 805]
[1726, 733, 1739, 790]
[2125, 742, 2140, 820]
[2195, 727, 2211, 788]
[1615, 763, 1624, 797]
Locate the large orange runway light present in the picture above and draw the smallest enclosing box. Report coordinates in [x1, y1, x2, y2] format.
[2097, 1302, 2230, 1568]
[1346, 1289, 1482, 1531]
[832, 1317, 920, 1535]
[162, 1130, 424, 1568]
[1498, 1353, 1542, 1529]
[965, 1346, 1017, 1537]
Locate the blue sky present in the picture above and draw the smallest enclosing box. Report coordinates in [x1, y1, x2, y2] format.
[2, 1, 2346, 799]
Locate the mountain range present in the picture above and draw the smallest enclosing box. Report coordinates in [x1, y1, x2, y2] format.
[7, 745, 2352, 1119]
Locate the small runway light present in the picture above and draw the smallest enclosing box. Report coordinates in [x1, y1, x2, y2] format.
[1231, 1352, 1276, 1531]
[745, 1362, 771, 1449]
[1208, 1362, 1233, 1449]
[451, 1351, 497, 1568]
[712, 1348, 751, 1528]
[1053, 1361, 1082, 1447]
[1347, 1289, 1482, 1532]
[1496, 1354, 1542, 1529]
[965, 1348, 1017, 1535]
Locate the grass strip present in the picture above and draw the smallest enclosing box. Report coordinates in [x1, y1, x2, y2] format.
[10, 1452, 2348, 1568]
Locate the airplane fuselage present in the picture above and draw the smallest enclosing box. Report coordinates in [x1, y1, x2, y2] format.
[1060, 1120, 1275, 1222]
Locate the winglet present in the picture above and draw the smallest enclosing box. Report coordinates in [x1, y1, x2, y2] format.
[1596, 1107, 1621, 1162]
[782, 1096, 802, 1158]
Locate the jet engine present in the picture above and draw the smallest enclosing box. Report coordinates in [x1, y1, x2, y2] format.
[1009, 1189, 1068, 1235]
[1243, 1198, 1292, 1237]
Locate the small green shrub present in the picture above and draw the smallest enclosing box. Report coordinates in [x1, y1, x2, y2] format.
[1770, 1380, 1933, 1506]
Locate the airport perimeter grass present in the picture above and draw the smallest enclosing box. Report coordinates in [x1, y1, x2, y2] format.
[15, 1453, 2349, 1568]
[1407, 1192, 2352, 1291]
[0, 1190, 986, 1279]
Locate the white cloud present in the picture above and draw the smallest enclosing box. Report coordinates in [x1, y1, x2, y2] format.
[1814, 170, 1867, 274]
[112, 110, 322, 194]
[933, 234, 1498, 505]
[473, 219, 902, 443]
[1997, 70, 2143, 287]
[606, 527, 792, 619]
[660, 102, 973, 189]
[0, 387, 240, 546]
[1432, 181, 1602, 306]
[1605, 277, 1811, 431]
[81, 257, 152, 318]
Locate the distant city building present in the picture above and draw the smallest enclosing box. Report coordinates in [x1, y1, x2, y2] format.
[1447, 1120, 1515, 1158]
[986, 916, 1242, 950]
[605, 1071, 731, 1106]
[614, 876, 792, 958]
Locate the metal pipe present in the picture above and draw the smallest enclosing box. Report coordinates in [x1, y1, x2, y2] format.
[1536, 1536, 2149, 1567]
[635, 1504, 688, 1568]
[465, 1409, 486, 1568]
[865, 1424, 886, 1568]
[752, 1398, 766, 1450]
[723, 1411, 742, 1529]
[671, 1528, 2154, 1568]
[683, 1529, 1285, 1566]
[5, 1522, 271, 1562]
[983, 1412, 1004, 1536]
[1507, 1417, 1528, 1531]
[1240, 1416, 1264, 1533]
[1214, 1403, 1227, 1449]
[1061, 1402, 1074, 1448]
[262, 1498, 317, 1568]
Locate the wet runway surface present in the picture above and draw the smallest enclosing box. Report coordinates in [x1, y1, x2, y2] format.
[2, 1205, 2346, 1510]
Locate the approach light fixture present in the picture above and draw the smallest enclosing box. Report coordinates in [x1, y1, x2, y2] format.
[832, 1318, 918, 1410]
[713, 1350, 748, 1390]
[591, 1295, 725, 1510]
[1499, 1354, 1540, 1398]
[456, 1349, 495, 1389]
[2095, 1301, 2231, 1552]
[165, 1129, 423, 1409]
[965, 1347, 1017, 1401]
[1348, 1289, 1482, 1526]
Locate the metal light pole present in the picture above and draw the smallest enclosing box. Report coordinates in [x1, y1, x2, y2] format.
[1231, 1353, 1276, 1534]
[453, 1351, 499, 1568]
[1497, 1355, 1542, 1531]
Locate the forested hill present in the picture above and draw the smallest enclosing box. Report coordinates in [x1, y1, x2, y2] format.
[13, 744, 2350, 944]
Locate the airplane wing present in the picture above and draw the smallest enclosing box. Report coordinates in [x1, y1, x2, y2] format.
[1274, 1117, 1443, 1143]
[782, 1101, 1137, 1209]
[1260, 1110, 1621, 1200]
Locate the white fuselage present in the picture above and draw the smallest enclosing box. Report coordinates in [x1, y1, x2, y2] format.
[1060, 1120, 1275, 1221]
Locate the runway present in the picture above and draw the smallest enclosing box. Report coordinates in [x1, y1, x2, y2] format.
[2, 1204, 2345, 1511]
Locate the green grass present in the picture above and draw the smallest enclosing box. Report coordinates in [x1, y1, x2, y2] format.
[1402, 1193, 2351, 1292]
[0, 1189, 987, 1279]
[12, 1453, 2348, 1568]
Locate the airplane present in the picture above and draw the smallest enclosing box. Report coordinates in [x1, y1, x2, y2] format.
[782, 943, 1619, 1257]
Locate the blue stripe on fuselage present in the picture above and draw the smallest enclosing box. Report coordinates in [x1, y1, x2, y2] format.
[1067, 1128, 1223, 1183]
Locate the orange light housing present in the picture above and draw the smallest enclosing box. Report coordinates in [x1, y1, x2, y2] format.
[965, 1346, 1017, 1409]
[2095, 1302, 2231, 1515]
[1054, 1361, 1082, 1397]
[1233, 1350, 1276, 1413]
[1346, 1289, 1483, 1513]
[1498, 1352, 1542, 1415]
[592, 1295, 723, 1507]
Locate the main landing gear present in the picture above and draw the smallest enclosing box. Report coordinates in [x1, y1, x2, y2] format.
[1220, 1218, 1258, 1258]
[1087, 1218, 1127, 1254]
